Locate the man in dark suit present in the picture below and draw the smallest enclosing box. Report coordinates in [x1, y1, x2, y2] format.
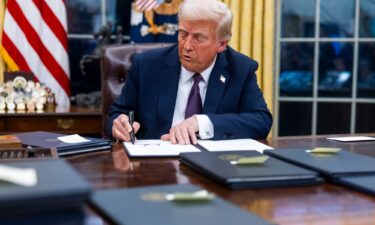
[109, 0, 272, 144]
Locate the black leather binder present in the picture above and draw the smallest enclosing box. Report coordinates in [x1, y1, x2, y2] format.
[180, 151, 322, 189]
[15, 131, 111, 156]
[0, 159, 91, 216]
[91, 184, 274, 225]
[0, 208, 85, 225]
[337, 176, 375, 196]
[264, 149, 375, 180]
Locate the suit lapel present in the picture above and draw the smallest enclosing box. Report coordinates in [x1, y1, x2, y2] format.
[158, 47, 181, 135]
[203, 51, 229, 114]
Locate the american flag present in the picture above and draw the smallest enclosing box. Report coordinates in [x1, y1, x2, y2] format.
[1, 0, 70, 106]
[135, 0, 164, 12]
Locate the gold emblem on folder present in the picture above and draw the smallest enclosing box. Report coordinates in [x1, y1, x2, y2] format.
[306, 147, 341, 157]
[218, 154, 243, 161]
[141, 192, 167, 202]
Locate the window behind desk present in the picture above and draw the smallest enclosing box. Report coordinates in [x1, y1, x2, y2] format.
[66, 0, 132, 96]
[275, 0, 375, 136]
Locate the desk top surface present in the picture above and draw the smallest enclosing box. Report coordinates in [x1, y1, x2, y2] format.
[67, 134, 375, 225]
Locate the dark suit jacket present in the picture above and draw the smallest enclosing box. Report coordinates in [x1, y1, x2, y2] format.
[108, 44, 272, 140]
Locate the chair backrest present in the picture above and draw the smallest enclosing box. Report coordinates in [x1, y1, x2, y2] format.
[101, 43, 173, 138]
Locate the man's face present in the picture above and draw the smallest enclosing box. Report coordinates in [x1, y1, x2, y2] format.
[178, 20, 227, 73]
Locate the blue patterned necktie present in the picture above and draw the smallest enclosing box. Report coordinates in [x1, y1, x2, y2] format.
[185, 73, 203, 118]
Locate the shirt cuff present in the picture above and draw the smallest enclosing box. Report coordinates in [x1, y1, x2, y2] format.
[195, 115, 214, 139]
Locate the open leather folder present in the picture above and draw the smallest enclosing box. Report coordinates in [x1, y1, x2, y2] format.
[122, 138, 272, 157]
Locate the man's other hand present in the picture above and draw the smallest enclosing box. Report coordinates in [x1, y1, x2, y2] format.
[161, 116, 199, 145]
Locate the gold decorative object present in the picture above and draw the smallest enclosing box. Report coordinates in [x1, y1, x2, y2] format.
[13, 76, 27, 89]
[6, 102, 15, 110]
[0, 76, 56, 112]
[26, 100, 35, 111]
[16, 102, 26, 110]
[0, 96, 5, 110]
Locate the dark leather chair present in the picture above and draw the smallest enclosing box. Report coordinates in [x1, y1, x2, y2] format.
[101, 43, 173, 138]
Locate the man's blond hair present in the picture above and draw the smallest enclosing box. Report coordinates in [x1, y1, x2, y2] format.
[178, 0, 233, 41]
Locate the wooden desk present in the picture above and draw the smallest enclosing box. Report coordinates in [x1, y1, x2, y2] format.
[0, 106, 101, 136]
[67, 135, 375, 225]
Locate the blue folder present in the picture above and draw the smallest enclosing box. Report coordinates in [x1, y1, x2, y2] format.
[15, 131, 111, 156]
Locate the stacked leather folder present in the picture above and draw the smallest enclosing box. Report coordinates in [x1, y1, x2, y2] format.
[91, 184, 275, 225]
[264, 148, 375, 196]
[179, 147, 375, 195]
[0, 160, 91, 225]
[180, 150, 323, 190]
[15, 131, 111, 156]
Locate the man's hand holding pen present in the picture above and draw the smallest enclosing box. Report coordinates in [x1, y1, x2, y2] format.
[112, 113, 199, 145]
[112, 112, 140, 143]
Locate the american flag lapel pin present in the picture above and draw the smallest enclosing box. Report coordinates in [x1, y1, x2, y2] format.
[220, 75, 226, 83]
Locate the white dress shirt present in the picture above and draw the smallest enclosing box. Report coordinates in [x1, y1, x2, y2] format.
[171, 58, 216, 139]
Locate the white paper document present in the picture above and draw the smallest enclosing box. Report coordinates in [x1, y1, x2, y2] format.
[327, 136, 375, 142]
[57, 134, 91, 144]
[197, 139, 273, 153]
[123, 140, 201, 157]
[0, 165, 37, 187]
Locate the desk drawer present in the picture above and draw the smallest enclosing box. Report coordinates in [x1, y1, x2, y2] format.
[1, 115, 101, 136]
[0, 120, 4, 132]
